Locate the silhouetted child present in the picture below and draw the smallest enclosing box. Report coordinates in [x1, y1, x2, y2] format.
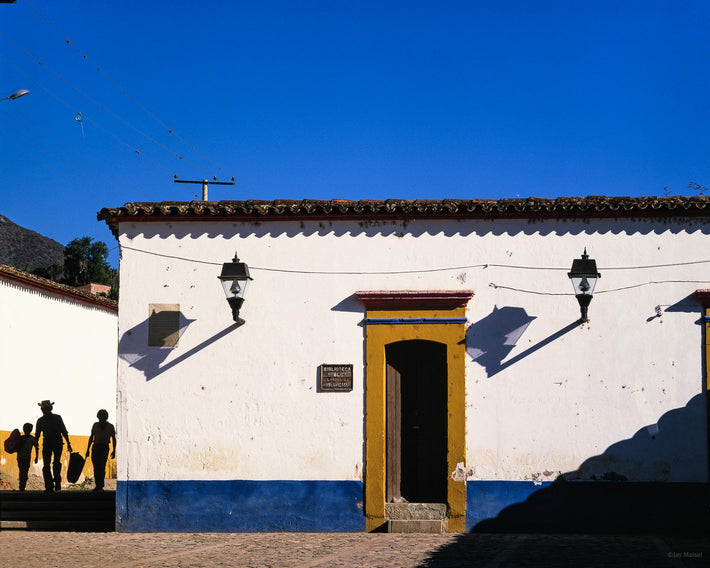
[85, 409, 116, 491]
[17, 423, 39, 491]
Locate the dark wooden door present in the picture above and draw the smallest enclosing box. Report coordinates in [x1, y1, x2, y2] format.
[386, 363, 402, 502]
[386, 340, 448, 504]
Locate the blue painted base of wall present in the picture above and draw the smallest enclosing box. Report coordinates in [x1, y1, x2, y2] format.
[116, 480, 365, 532]
[116, 479, 708, 533]
[466, 481, 709, 534]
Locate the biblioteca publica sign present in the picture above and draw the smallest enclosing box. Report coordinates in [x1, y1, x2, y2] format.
[320, 364, 353, 392]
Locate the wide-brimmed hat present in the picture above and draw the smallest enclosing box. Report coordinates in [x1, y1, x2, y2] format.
[38, 400, 54, 410]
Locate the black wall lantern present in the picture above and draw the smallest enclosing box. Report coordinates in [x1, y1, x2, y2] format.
[218, 252, 253, 322]
[567, 249, 601, 322]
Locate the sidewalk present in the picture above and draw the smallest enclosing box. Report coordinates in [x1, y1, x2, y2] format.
[0, 531, 707, 568]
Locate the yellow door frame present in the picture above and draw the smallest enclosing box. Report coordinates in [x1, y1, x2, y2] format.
[698, 291, 710, 391]
[356, 291, 474, 532]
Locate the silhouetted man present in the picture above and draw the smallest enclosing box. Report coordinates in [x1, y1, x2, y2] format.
[35, 400, 72, 492]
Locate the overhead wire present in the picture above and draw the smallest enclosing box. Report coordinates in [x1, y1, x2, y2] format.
[0, 30, 212, 176]
[488, 281, 710, 296]
[10, 106, 140, 197]
[0, 53, 176, 176]
[476, 258, 710, 271]
[0, 111, 130, 200]
[116, 243, 710, 297]
[20, 0, 249, 195]
[118, 244, 710, 282]
[0, 114, 120, 198]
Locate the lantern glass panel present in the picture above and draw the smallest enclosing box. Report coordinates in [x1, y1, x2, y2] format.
[570, 275, 598, 296]
[221, 277, 249, 300]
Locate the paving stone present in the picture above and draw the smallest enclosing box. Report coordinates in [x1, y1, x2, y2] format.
[0, 531, 707, 567]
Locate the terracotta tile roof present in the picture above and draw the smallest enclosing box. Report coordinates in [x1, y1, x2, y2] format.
[97, 195, 710, 237]
[0, 264, 117, 312]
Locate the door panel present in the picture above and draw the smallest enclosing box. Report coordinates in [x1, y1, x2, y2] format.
[386, 364, 402, 502]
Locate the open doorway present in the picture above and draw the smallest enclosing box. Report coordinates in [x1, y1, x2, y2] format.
[386, 340, 448, 504]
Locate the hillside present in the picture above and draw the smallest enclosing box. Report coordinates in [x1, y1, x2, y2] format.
[0, 214, 64, 273]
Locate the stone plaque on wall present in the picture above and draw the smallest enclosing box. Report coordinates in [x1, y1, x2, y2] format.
[320, 364, 353, 392]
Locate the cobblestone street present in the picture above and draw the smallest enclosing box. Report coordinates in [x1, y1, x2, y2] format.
[0, 531, 708, 568]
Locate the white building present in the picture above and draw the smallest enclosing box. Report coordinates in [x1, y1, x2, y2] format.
[98, 195, 710, 533]
[0, 265, 118, 438]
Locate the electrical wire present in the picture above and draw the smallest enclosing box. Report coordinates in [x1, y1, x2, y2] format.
[0, 32, 196, 172]
[0, 31, 218, 176]
[20, 0, 247, 194]
[596, 281, 710, 294]
[489, 281, 710, 296]
[0, 113, 128, 200]
[10, 106, 139, 197]
[0, 53, 176, 175]
[118, 245, 710, 281]
[118, 246, 496, 273]
[488, 283, 569, 296]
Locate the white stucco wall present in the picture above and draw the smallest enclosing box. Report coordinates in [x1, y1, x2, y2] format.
[116, 215, 709, 483]
[0, 278, 118, 436]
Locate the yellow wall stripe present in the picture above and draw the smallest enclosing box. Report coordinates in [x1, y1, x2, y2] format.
[0, 431, 116, 489]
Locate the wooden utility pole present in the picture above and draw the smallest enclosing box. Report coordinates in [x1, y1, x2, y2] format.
[173, 179, 235, 201]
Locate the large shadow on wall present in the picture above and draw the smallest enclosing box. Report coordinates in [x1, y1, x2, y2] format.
[118, 312, 240, 381]
[466, 393, 709, 535]
[415, 397, 709, 567]
[414, 400, 710, 567]
[458, 295, 709, 536]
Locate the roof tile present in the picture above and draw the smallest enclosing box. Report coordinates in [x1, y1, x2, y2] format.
[97, 195, 710, 237]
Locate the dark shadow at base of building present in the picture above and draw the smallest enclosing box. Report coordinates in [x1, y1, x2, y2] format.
[468, 480, 708, 535]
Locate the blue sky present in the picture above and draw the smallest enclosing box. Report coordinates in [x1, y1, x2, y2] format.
[1, 1, 709, 267]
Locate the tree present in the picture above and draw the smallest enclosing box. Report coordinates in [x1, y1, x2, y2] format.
[32, 262, 63, 281]
[62, 237, 116, 292]
[688, 182, 708, 195]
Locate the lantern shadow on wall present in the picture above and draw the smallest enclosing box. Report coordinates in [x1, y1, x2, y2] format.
[466, 306, 537, 377]
[118, 310, 240, 381]
[466, 306, 580, 377]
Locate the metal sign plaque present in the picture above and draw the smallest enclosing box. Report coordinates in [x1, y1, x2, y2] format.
[320, 364, 353, 392]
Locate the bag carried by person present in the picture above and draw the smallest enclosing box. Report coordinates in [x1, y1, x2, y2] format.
[67, 452, 86, 483]
[3, 428, 21, 454]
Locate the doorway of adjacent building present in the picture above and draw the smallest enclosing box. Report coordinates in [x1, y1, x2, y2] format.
[386, 340, 448, 504]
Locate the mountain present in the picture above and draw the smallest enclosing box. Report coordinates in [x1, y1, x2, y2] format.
[0, 214, 64, 273]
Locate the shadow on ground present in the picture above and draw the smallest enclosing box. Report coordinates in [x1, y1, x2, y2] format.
[418, 534, 710, 568]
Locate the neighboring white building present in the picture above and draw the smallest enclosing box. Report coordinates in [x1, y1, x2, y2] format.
[0, 265, 118, 437]
[98, 195, 710, 533]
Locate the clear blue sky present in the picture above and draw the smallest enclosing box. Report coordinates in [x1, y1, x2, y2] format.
[1, 1, 709, 267]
